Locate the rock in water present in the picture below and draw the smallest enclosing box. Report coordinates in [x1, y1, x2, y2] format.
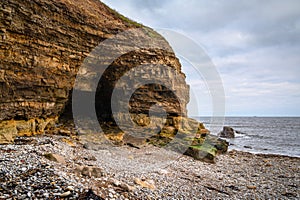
[219, 126, 235, 138]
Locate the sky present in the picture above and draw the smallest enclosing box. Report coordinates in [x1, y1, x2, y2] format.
[101, 0, 300, 116]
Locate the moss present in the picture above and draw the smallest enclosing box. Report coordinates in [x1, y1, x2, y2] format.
[107, 7, 162, 39]
[205, 135, 229, 154]
[143, 27, 162, 39]
[119, 14, 143, 27]
[108, 7, 143, 28]
[190, 143, 218, 157]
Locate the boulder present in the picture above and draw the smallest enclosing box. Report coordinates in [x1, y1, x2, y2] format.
[184, 144, 217, 163]
[219, 126, 235, 138]
[184, 134, 228, 163]
[205, 135, 229, 154]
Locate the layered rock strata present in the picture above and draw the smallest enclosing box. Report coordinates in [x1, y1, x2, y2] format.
[0, 0, 228, 162]
[0, 0, 188, 142]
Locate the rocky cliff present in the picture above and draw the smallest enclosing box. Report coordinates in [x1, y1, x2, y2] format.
[0, 0, 228, 163]
[0, 0, 189, 141]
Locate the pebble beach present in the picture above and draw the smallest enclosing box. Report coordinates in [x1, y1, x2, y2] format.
[0, 134, 299, 199]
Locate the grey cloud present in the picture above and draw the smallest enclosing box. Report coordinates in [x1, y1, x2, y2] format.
[101, 0, 300, 116]
[103, 0, 300, 49]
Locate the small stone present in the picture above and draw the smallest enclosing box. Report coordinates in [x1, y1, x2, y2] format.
[44, 153, 66, 164]
[247, 185, 257, 189]
[110, 178, 136, 192]
[163, 126, 176, 134]
[158, 169, 169, 175]
[27, 192, 31, 197]
[82, 166, 91, 177]
[43, 193, 49, 198]
[83, 155, 97, 161]
[66, 186, 74, 191]
[61, 138, 76, 147]
[282, 192, 297, 198]
[134, 178, 156, 190]
[108, 189, 116, 194]
[59, 130, 72, 136]
[110, 178, 121, 186]
[75, 165, 103, 178]
[120, 183, 135, 192]
[60, 191, 71, 197]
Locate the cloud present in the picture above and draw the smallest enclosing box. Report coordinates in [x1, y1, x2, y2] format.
[101, 0, 300, 116]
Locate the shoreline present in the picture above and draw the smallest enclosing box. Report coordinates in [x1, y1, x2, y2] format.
[197, 116, 300, 161]
[0, 134, 299, 199]
[227, 147, 300, 159]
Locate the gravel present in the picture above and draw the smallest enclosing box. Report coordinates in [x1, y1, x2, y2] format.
[0, 134, 299, 199]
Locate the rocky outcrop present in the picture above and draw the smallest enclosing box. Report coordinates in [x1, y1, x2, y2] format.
[0, 0, 188, 142]
[184, 134, 229, 163]
[0, 0, 228, 163]
[219, 126, 235, 138]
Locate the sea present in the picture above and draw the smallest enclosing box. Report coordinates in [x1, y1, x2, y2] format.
[193, 117, 300, 158]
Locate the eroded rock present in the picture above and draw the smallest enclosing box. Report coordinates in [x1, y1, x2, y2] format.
[43, 153, 66, 164]
[0, 0, 189, 144]
[134, 178, 156, 190]
[0, 0, 228, 163]
[75, 165, 104, 178]
[219, 126, 235, 138]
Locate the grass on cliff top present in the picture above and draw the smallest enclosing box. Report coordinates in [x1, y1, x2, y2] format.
[107, 6, 162, 39]
[108, 7, 143, 28]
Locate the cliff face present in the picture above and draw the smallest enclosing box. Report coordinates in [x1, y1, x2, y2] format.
[0, 0, 189, 141]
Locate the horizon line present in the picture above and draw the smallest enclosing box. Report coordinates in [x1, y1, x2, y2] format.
[189, 115, 300, 118]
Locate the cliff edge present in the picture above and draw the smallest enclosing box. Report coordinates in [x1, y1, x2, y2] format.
[0, 0, 188, 136]
[0, 0, 227, 163]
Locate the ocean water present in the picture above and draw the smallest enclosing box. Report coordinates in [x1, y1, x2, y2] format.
[194, 117, 300, 158]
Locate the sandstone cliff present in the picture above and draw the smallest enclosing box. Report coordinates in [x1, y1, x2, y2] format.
[0, 0, 189, 141]
[0, 0, 228, 163]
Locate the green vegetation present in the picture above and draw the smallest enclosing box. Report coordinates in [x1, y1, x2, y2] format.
[105, 5, 163, 39]
[143, 27, 162, 39]
[108, 7, 143, 28]
[190, 143, 218, 156]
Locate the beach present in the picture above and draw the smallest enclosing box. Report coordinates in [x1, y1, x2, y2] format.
[0, 134, 299, 199]
[1, 0, 299, 199]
